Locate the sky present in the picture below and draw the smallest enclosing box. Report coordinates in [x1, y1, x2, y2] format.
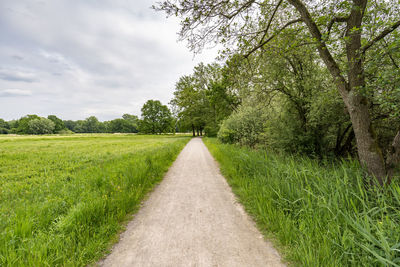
[0, 0, 218, 121]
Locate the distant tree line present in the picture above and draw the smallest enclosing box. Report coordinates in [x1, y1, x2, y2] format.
[0, 100, 174, 135]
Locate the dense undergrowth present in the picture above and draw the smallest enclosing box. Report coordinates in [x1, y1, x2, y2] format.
[0, 134, 189, 266]
[204, 138, 400, 266]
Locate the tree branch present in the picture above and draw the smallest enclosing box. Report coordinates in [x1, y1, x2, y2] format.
[326, 16, 348, 36]
[244, 18, 303, 58]
[258, 0, 283, 43]
[222, 0, 255, 19]
[362, 19, 400, 53]
[383, 39, 400, 70]
[287, 0, 348, 94]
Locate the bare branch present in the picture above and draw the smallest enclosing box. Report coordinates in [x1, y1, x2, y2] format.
[222, 0, 255, 19]
[244, 18, 303, 58]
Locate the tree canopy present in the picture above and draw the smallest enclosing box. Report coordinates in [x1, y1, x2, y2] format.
[156, 0, 400, 185]
[139, 100, 174, 134]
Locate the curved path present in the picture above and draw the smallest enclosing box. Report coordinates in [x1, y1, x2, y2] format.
[100, 138, 284, 267]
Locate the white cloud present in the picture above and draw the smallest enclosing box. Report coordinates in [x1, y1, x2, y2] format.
[0, 68, 38, 82]
[0, 0, 218, 121]
[0, 89, 32, 97]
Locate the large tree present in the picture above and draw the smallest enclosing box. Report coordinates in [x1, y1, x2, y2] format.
[81, 116, 104, 133]
[171, 63, 239, 136]
[13, 115, 40, 134]
[139, 100, 173, 134]
[0, 119, 9, 134]
[156, 0, 400, 185]
[47, 115, 66, 133]
[28, 118, 55, 135]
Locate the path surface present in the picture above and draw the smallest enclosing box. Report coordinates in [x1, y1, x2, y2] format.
[100, 138, 284, 267]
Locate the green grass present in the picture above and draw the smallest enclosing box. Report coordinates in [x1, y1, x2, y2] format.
[0, 134, 190, 266]
[204, 138, 400, 267]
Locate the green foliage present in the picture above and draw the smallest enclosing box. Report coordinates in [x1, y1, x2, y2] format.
[171, 63, 239, 136]
[204, 138, 400, 266]
[63, 120, 77, 132]
[82, 116, 104, 133]
[3, 113, 145, 135]
[27, 118, 55, 135]
[139, 100, 173, 134]
[0, 134, 190, 266]
[106, 118, 138, 133]
[47, 115, 66, 133]
[218, 105, 267, 147]
[217, 42, 354, 157]
[158, 0, 400, 181]
[57, 129, 74, 134]
[0, 119, 9, 134]
[14, 115, 40, 134]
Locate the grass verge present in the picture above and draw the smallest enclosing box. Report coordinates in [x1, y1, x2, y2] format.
[0, 134, 190, 266]
[204, 138, 400, 266]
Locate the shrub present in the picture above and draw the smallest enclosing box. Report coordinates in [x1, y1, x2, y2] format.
[218, 105, 267, 147]
[28, 118, 55, 134]
[57, 129, 75, 134]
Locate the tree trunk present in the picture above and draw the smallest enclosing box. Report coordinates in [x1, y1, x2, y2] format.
[192, 124, 195, 137]
[200, 127, 203, 136]
[345, 92, 386, 185]
[289, 0, 388, 185]
[343, 0, 386, 185]
[196, 128, 199, 136]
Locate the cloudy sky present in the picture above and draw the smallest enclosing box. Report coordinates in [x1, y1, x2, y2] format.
[0, 0, 218, 121]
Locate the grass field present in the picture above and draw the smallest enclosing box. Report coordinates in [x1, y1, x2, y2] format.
[204, 138, 400, 267]
[0, 134, 190, 266]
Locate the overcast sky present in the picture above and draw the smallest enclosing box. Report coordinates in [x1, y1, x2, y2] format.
[0, 0, 218, 121]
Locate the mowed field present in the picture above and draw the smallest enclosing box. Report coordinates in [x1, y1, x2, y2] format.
[0, 134, 190, 266]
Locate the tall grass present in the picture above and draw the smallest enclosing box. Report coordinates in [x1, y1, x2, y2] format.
[204, 138, 400, 266]
[0, 134, 190, 266]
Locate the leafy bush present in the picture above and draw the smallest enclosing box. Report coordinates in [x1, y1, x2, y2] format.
[218, 105, 267, 147]
[57, 129, 75, 134]
[28, 118, 55, 134]
[204, 123, 219, 137]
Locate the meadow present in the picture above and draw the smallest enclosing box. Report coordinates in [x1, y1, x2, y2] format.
[204, 138, 400, 267]
[0, 134, 190, 266]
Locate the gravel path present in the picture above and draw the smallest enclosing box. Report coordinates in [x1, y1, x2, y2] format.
[100, 137, 285, 267]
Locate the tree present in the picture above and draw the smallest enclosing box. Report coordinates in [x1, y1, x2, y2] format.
[107, 118, 138, 133]
[122, 114, 139, 132]
[222, 36, 354, 157]
[81, 116, 103, 133]
[139, 100, 173, 134]
[0, 119, 9, 134]
[27, 118, 55, 135]
[63, 120, 77, 132]
[47, 115, 66, 133]
[14, 115, 40, 134]
[172, 75, 205, 136]
[156, 0, 400, 185]
[171, 63, 239, 136]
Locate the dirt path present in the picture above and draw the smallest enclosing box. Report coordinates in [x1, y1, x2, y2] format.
[100, 138, 285, 267]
